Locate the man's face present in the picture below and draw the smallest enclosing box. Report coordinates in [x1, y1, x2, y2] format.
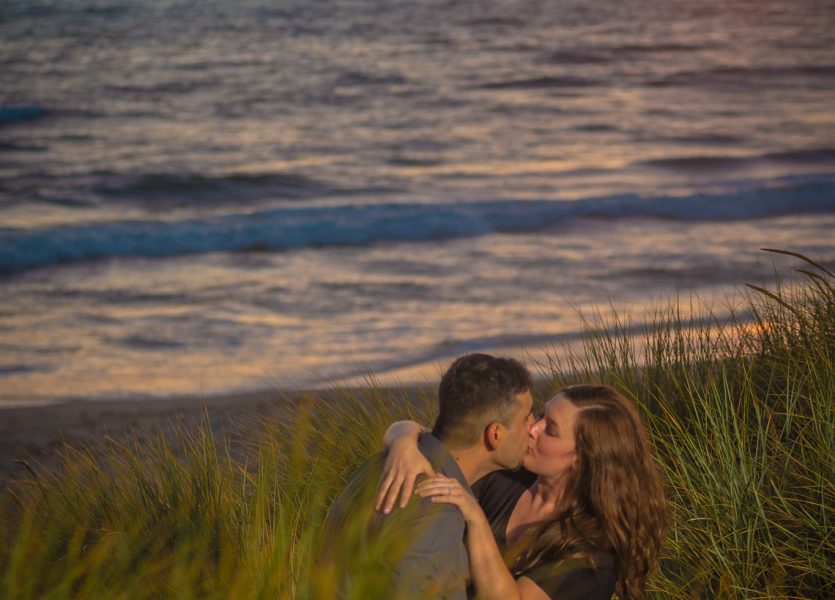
[495, 389, 535, 469]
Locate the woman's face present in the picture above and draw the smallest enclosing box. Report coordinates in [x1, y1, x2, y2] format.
[522, 393, 579, 478]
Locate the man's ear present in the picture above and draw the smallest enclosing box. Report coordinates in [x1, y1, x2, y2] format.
[484, 421, 504, 451]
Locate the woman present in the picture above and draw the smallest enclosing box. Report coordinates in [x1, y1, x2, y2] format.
[376, 385, 668, 600]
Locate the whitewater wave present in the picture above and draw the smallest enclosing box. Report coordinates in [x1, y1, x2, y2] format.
[1, 180, 834, 275]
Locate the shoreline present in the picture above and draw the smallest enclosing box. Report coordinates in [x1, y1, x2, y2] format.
[0, 329, 676, 486]
[0, 329, 594, 410]
[0, 307, 784, 488]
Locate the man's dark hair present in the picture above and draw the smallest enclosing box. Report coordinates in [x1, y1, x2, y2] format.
[432, 353, 532, 447]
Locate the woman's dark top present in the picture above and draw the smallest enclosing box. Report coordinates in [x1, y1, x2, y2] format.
[470, 469, 618, 600]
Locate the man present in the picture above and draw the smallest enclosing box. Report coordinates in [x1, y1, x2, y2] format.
[317, 353, 534, 599]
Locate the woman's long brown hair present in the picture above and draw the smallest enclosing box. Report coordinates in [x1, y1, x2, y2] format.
[510, 385, 668, 600]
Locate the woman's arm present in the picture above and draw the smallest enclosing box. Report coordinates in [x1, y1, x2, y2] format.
[375, 420, 435, 513]
[416, 476, 550, 600]
[382, 420, 427, 449]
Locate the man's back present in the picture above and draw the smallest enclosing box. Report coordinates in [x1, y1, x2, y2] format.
[316, 433, 471, 599]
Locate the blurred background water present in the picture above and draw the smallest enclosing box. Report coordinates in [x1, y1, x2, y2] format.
[1, 0, 834, 404]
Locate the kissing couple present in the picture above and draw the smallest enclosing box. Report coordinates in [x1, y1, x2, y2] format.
[317, 353, 667, 599]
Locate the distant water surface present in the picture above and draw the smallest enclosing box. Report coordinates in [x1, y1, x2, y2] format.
[1, 0, 834, 404]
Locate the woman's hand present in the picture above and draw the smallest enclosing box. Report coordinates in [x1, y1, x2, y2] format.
[375, 434, 436, 513]
[415, 475, 487, 526]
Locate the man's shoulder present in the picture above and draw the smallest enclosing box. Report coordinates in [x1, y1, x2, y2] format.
[318, 448, 470, 599]
[323, 448, 464, 538]
[324, 451, 387, 533]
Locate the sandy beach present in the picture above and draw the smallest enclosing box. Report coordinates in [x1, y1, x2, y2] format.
[0, 380, 444, 490]
[0, 390, 279, 486]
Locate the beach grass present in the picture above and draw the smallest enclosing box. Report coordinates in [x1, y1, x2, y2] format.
[1, 249, 832, 599]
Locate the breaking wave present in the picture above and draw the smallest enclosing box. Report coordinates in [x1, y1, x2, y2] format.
[1, 179, 834, 275]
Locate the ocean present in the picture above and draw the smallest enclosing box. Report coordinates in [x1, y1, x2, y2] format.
[1, 0, 834, 405]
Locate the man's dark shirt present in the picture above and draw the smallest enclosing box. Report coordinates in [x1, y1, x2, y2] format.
[318, 432, 472, 599]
